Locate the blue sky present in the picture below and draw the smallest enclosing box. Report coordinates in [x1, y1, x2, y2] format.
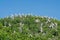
[0, 0, 60, 19]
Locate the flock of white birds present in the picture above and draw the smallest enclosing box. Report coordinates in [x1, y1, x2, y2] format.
[4, 14, 58, 33]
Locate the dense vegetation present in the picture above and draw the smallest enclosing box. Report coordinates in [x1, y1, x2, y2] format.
[0, 15, 60, 40]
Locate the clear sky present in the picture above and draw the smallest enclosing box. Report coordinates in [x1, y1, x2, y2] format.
[0, 0, 60, 19]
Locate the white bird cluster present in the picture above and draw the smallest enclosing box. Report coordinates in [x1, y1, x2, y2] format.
[46, 18, 51, 24]
[13, 30, 16, 33]
[19, 22, 24, 32]
[40, 27, 43, 33]
[43, 16, 48, 18]
[28, 34, 33, 37]
[19, 22, 24, 27]
[54, 23, 57, 27]
[8, 23, 11, 27]
[49, 23, 54, 28]
[40, 23, 43, 33]
[35, 19, 40, 23]
[48, 19, 51, 22]
[41, 23, 43, 27]
[49, 22, 57, 29]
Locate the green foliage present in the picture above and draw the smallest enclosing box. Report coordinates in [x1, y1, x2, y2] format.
[0, 15, 60, 40]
